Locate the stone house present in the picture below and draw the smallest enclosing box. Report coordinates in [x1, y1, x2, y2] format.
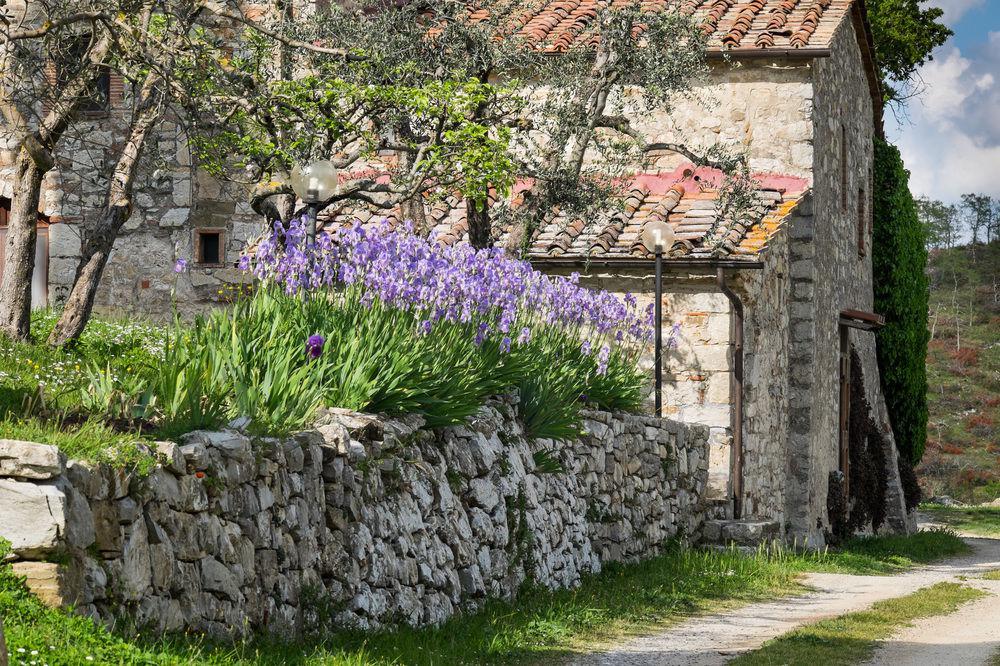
[0, 0, 911, 547]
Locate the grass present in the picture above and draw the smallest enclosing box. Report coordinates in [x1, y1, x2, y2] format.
[0, 416, 157, 474]
[918, 241, 1000, 502]
[730, 581, 986, 666]
[785, 529, 970, 575]
[0, 532, 969, 666]
[919, 504, 1000, 537]
[979, 569, 1000, 581]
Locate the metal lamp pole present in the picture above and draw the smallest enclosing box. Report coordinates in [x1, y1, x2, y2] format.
[640, 219, 673, 419]
[306, 202, 319, 244]
[654, 247, 663, 416]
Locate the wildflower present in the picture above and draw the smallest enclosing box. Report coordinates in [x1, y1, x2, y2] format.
[500, 336, 511, 353]
[238, 255, 251, 271]
[517, 327, 531, 345]
[173, 258, 188, 273]
[580, 340, 592, 356]
[306, 334, 325, 359]
[418, 320, 432, 336]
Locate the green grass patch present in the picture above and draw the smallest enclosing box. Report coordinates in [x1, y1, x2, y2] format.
[0, 531, 972, 666]
[787, 529, 969, 575]
[980, 569, 1000, 581]
[730, 582, 986, 666]
[920, 504, 1000, 537]
[0, 417, 157, 475]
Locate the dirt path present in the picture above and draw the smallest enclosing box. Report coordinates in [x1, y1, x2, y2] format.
[860, 574, 1000, 666]
[569, 536, 1000, 666]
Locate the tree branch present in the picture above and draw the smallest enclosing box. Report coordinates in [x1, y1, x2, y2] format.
[595, 115, 733, 169]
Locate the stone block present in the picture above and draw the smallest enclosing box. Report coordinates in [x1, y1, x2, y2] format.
[201, 556, 240, 601]
[48, 223, 82, 256]
[159, 207, 190, 228]
[0, 479, 67, 557]
[0, 440, 65, 479]
[48, 256, 78, 286]
[10, 561, 77, 607]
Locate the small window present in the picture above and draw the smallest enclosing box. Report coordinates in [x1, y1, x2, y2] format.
[857, 187, 866, 257]
[195, 230, 223, 265]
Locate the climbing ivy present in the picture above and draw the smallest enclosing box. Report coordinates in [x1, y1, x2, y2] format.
[872, 138, 929, 468]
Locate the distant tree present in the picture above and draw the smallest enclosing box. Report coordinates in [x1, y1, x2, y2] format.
[961, 193, 992, 248]
[866, 0, 952, 107]
[915, 196, 958, 249]
[990, 198, 1000, 244]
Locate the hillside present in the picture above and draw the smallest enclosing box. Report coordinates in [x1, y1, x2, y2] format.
[916, 241, 1000, 502]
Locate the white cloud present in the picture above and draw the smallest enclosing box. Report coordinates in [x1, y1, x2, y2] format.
[931, 0, 986, 25]
[887, 33, 1000, 202]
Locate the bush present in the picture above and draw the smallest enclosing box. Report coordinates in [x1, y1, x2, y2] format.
[872, 138, 929, 466]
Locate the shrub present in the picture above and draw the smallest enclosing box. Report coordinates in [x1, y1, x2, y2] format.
[872, 139, 929, 466]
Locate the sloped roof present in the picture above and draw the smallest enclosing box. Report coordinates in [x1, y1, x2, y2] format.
[470, 0, 853, 54]
[317, 164, 809, 262]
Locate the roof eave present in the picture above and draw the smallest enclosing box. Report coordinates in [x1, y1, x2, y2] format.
[528, 256, 765, 270]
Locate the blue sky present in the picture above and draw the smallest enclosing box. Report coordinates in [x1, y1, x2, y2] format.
[885, 0, 1000, 203]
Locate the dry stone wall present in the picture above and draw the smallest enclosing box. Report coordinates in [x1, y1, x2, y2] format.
[0, 398, 710, 637]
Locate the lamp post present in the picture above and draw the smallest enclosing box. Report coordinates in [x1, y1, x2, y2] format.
[640, 219, 675, 417]
[289, 160, 339, 243]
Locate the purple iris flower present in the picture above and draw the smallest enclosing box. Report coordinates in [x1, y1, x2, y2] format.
[173, 258, 188, 273]
[250, 220, 654, 355]
[306, 334, 325, 359]
[238, 255, 250, 271]
[500, 336, 511, 353]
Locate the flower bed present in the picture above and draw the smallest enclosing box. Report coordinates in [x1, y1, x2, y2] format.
[2, 220, 652, 448]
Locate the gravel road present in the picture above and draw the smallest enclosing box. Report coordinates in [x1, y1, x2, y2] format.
[569, 534, 1000, 666]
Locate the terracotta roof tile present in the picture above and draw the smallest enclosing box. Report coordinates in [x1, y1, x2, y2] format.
[472, 0, 853, 53]
[310, 164, 808, 262]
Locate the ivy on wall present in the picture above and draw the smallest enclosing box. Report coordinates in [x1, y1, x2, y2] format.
[872, 138, 930, 468]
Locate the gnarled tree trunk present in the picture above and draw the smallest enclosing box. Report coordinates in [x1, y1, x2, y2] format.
[0, 149, 45, 342]
[48, 81, 163, 346]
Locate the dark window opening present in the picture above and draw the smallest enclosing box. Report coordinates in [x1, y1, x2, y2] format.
[197, 231, 223, 265]
[48, 37, 111, 115]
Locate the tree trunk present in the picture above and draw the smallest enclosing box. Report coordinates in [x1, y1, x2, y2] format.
[400, 195, 428, 235]
[467, 200, 492, 249]
[0, 149, 45, 342]
[48, 80, 162, 346]
[46, 206, 130, 346]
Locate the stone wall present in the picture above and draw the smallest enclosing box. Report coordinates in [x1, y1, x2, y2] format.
[631, 59, 815, 179]
[547, 267, 733, 503]
[0, 398, 711, 637]
[734, 226, 791, 523]
[784, 18, 910, 546]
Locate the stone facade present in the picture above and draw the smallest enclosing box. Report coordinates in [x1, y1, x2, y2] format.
[0, 398, 712, 637]
[780, 18, 908, 545]
[530, 12, 911, 548]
